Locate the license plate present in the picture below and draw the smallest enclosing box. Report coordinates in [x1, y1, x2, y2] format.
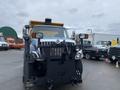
[2, 45, 6, 47]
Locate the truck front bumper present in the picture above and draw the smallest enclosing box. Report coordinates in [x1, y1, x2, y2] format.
[0, 46, 9, 50]
[108, 55, 120, 62]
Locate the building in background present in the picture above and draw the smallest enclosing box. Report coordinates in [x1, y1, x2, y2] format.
[0, 26, 24, 49]
[0, 26, 18, 39]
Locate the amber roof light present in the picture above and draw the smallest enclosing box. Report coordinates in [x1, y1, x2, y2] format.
[30, 18, 64, 27]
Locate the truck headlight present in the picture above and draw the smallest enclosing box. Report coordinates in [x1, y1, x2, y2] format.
[75, 54, 81, 60]
[112, 56, 116, 60]
[31, 51, 44, 61]
[75, 49, 83, 60]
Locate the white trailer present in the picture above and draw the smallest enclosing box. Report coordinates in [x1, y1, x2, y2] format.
[85, 33, 120, 46]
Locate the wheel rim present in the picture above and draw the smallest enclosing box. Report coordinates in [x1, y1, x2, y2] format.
[86, 54, 90, 59]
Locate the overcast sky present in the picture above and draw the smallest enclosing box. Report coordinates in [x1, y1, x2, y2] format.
[0, 0, 120, 37]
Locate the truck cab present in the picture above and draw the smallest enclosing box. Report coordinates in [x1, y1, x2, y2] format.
[23, 19, 83, 90]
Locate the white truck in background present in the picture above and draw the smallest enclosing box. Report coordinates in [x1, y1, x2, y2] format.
[86, 33, 120, 47]
[0, 33, 9, 50]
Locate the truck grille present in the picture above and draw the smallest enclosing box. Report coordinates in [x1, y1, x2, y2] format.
[50, 47, 64, 56]
[109, 47, 120, 56]
[98, 49, 107, 55]
[2, 44, 7, 47]
[40, 42, 74, 57]
[40, 42, 74, 46]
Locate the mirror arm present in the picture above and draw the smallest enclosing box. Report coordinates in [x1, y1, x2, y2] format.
[38, 38, 41, 47]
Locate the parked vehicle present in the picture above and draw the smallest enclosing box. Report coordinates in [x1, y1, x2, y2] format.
[23, 18, 83, 90]
[6, 37, 24, 49]
[82, 39, 109, 60]
[73, 33, 110, 60]
[83, 45, 108, 60]
[6, 37, 15, 48]
[108, 45, 120, 64]
[0, 33, 9, 50]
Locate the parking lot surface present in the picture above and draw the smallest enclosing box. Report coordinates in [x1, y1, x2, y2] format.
[0, 50, 120, 90]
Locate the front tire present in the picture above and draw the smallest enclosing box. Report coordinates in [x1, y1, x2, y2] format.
[109, 58, 116, 64]
[85, 53, 91, 60]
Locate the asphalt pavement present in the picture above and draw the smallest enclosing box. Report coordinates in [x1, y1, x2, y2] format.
[0, 50, 120, 90]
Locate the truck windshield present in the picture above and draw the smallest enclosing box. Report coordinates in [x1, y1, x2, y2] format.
[0, 36, 5, 42]
[96, 41, 108, 46]
[83, 40, 91, 45]
[32, 26, 68, 39]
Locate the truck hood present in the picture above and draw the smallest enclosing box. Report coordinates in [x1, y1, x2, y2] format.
[31, 38, 76, 46]
[0, 41, 9, 46]
[40, 39, 75, 44]
[94, 45, 108, 49]
[112, 45, 120, 48]
[0, 41, 8, 45]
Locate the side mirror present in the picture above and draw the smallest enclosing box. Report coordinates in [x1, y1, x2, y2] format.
[25, 25, 30, 29]
[36, 33, 43, 47]
[23, 28, 27, 36]
[36, 32, 43, 39]
[71, 31, 75, 40]
[23, 25, 30, 35]
[23, 25, 30, 39]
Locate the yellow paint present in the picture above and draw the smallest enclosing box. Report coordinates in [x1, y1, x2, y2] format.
[111, 40, 118, 46]
[30, 21, 64, 27]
